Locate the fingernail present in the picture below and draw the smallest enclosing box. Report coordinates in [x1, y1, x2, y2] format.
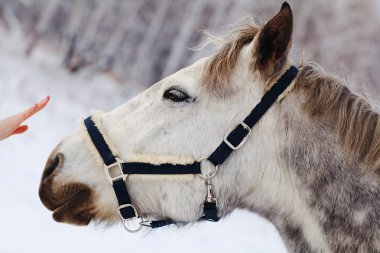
[40, 96, 50, 104]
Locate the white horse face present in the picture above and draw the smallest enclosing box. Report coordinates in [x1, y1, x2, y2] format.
[39, 54, 259, 225]
[39, 4, 293, 226]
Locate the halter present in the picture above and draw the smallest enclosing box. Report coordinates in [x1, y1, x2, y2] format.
[84, 65, 298, 232]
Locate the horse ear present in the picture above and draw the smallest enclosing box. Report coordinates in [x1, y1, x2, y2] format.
[255, 2, 293, 78]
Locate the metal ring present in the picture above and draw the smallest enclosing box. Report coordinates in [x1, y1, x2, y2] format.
[197, 157, 219, 179]
[122, 217, 144, 233]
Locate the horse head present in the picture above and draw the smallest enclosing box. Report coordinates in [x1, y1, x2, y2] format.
[39, 2, 380, 252]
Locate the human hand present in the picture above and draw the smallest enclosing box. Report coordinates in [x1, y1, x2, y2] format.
[0, 96, 50, 141]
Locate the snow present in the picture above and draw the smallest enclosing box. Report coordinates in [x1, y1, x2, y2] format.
[0, 33, 287, 253]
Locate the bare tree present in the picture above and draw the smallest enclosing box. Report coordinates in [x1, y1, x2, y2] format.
[0, 0, 379, 93]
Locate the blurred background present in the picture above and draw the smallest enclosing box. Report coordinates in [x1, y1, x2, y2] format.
[0, 0, 379, 252]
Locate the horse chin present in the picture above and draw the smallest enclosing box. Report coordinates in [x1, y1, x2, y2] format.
[52, 189, 95, 226]
[39, 179, 95, 226]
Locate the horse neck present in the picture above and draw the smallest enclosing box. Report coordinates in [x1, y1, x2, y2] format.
[235, 93, 380, 253]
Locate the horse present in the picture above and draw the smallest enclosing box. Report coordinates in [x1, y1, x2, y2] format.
[38, 3, 380, 252]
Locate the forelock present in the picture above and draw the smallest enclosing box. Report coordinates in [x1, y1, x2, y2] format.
[201, 24, 260, 96]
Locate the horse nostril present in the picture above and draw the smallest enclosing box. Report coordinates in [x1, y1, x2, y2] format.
[42, 153, 63, 180]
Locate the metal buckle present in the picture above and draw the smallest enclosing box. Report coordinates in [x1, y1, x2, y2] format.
[223, 122, 251, 150]
[119, 204, 139, 220]
[119, 204, 143, 233]
[104, 157, 126, 184]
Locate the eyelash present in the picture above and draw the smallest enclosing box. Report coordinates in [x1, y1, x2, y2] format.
[163, 88, 191, 102]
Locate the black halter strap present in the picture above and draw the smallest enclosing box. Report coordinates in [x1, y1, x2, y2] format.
[84, 117, 201, 229]
[209, 65, 299, 165]
[83, 65, 298, 231]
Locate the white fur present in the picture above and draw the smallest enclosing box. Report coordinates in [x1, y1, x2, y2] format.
[50, 39, 330, 251]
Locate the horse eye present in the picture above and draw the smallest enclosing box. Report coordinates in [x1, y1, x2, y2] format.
[163, 88, 190, 102]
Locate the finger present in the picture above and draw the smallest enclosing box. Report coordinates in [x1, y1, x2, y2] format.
[11, 125, 29, 135]
[33, 95, 50, 115]
[23, 96, 50, 119]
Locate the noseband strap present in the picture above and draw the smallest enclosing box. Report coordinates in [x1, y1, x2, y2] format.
[84, 118, 117, 166]
[84, 65, 298, 232]
[84, 118, 137, 220]
[123, 162, 201, 175]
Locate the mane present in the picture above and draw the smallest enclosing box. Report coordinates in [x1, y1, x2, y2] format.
[201, 24, 379, 173]
[295, 63, 380, 172]
[201, 24, 259, 94]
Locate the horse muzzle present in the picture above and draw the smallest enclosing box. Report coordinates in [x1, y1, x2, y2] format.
[39, 151, 95, 226]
